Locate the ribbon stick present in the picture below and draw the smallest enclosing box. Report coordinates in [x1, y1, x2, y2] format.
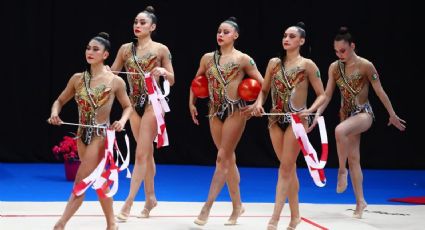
[262, 112, 317, 116]
[73, 129, 131, 197]
[290, 114, 328, 187]
[111, 71, 143, 75]
[52, 121, 126, 131]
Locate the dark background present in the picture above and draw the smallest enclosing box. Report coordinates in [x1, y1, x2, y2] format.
[1, 0, 420, 169]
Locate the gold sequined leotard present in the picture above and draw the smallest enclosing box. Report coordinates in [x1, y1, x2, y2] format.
[269, 60, 306, 131]
[74, 71, 113, 145]
[206, 51, 246, 121]
[124, 43, 159, 116]
[335, 60, 374, 121]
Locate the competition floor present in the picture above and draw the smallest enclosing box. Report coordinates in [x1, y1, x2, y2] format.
[1, 163, 424, 229]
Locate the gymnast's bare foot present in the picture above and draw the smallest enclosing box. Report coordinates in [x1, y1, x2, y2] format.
[353, 200, 367, 219]
[138, 198, 158, 218]
[225, 205, 245, 225]
[194, 204, 211, 226]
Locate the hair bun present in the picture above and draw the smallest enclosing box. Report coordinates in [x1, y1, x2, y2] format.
[145, 5, 155, 14]
[338, 26, 349, 34]
[296, 21, 305, 29]
[97, 32, 110, 40]
[227, 16, 238, 23]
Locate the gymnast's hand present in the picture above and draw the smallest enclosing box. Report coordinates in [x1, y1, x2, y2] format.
[47, 114, 63, 126]
[307, 114, 320, 133]
[151, 67, 167, 79]
[189, 104, 199, 125]
[388, 114, 406, 131]
[110, 120, 125, 132]
[241, 102, 264, 117]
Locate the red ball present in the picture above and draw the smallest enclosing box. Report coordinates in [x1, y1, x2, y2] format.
[238, 78, 261, 101]
[191, 75, 209, 98]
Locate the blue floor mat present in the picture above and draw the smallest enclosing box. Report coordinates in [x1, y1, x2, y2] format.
[0, 163, 424, 204]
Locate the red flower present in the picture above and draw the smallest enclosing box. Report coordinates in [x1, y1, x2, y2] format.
[52, 134, 79, 162]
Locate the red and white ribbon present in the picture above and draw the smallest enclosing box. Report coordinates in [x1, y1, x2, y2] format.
[73, 129, 131, 198]
[145, 73, 170, 148]
[290, 114, 328, 187]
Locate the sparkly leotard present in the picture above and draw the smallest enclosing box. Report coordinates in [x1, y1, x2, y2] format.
[335, 60, 374, 121]
[206, 51, 246, 121]
[269, 60, 307, 131]
[124, 43, 159, 116]
[74, 71, 113, 145]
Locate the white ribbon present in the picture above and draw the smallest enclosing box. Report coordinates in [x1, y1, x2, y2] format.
[145, 73, 170, 148]
[73, 129, 131, 197]
[290, 114, 328, 187]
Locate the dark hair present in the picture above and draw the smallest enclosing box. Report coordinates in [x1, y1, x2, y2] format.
[216, 16, 240, 55]
[280, 21, 307, 64]
[294, 21, 306, 38]
[141, 5, 157, 24]
[92, 32, 111, 51]
[222, 16, 240, 33]
[334, 26, 354, 44]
